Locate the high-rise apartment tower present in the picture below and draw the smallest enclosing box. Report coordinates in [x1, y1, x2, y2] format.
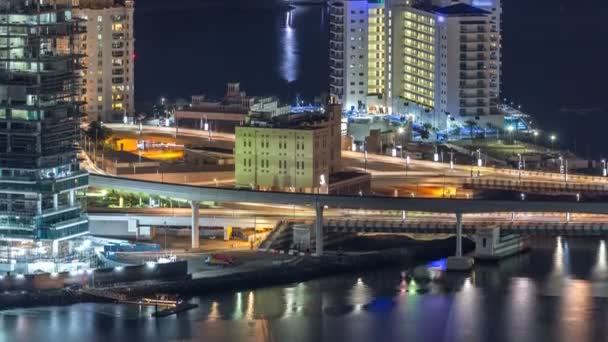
[0, 0, 89, 259]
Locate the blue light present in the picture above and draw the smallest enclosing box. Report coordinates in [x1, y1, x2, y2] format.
[438, 16, 445, 23]
[364, 298, 395, 312]
[427, 258, 447, 271]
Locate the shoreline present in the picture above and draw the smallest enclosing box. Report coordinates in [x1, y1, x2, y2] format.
[0, 238, 471, 311]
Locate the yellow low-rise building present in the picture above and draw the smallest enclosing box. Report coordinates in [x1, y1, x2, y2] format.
[235, 105, 341, 192]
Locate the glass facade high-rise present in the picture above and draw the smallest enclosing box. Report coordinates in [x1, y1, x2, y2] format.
[0, 0, 89, 263]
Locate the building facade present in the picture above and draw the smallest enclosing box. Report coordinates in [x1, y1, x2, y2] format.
[0, 0, 89, 262]
[75, 0, 135, 122]
[235, 105, 342, 192]
[330, 0, 502, 129]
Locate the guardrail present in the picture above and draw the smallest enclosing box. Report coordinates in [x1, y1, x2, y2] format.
[324, 219, 608, 236]
[492, 168, 608, 183]
[464, 178, 608, 194]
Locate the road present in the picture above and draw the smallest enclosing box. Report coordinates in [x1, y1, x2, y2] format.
[89, 124, 608, 198]
[89, 205, 608, 225]
[105, 123, 236, 143]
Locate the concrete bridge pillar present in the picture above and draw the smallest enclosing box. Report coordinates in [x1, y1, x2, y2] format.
[315, 200, 324, 256]
[191, 200, 200, 249]
[447, 212, 474, 271]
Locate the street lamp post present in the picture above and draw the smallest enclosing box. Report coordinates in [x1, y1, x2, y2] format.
[550, 134, 556, 151]
[507, 125, 514, 144]
[518, 153, 523, 181]
[449, 150, 454, 172]
[602, 159, 607, 177]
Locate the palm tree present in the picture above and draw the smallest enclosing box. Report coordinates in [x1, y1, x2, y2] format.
[420, 123, 433, 140]
[485, 122, 498, 139]
[420, 129, 430, 140]
[85, 119, 112, 161]
[464, 120, 478, 140]
[86, 119, 112, 147]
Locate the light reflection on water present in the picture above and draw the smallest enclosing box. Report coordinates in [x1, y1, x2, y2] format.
[2, 238, 608, 341]
[279, 9, 298, 83]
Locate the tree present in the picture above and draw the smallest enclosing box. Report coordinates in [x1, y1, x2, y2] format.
[464, 120, 478, 140]
[485, 122, 497, 139]
[420, 123, 433, 140]
[450, 126, 461, 137]
[420, 129, 430, 140]
[86, 119, 112, 147]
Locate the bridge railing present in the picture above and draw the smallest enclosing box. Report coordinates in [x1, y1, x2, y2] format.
[464, 178, 608, 193]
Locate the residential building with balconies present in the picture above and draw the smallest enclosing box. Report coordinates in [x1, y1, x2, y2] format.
[329, 0, 370, 112]
[330, 0, 503, 129]
[75, 0, 135, 122]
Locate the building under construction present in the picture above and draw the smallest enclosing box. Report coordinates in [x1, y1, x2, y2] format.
[0, 0, 89, 271]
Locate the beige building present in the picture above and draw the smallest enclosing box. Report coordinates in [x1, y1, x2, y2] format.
[235, 105, 341, 192]
[76, 0, 135, 122]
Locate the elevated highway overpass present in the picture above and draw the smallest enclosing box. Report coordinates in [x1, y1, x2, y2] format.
[89, 174, 608, 256]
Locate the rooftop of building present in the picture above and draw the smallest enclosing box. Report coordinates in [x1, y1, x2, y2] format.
[244, 110, 329, 130]
[77, 0, 133, 9]
[184, 83, 287, 114]
[1, 0, 75, 13]
[434, 3, 490, 16]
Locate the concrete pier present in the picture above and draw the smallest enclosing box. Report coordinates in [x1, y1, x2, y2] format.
[446, 212, 474, 271]
[314, 201, 324, 256]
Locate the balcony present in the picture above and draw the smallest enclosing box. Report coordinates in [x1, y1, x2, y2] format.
[460, 100, 487, 107]
[329, 60, 343, 68]
[459, 72, 486, 80]
[459, 108, 488, 116]
[38, 217, 88, 240]
[460, 36, 487, 43]
[460, 81, 487, 89]
[460, 46, 486, 52]
[460, 26, 486, 34]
